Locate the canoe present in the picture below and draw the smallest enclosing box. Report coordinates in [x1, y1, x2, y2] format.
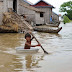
[46, 23, 60, 27]
[34, 27, 62, 33]
[16, 47, 39, 53]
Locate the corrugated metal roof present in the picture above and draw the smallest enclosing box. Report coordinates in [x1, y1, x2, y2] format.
[52, 12, 59, 16]
[33, 0, 55, 8]
[33, 6, 54, 8]
[19, 2, 44, 12]
[23, 0, 33, 5]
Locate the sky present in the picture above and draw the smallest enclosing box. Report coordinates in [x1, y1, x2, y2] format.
[27, 0, 71, 14]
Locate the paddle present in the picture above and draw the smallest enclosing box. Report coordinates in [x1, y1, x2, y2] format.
[31, 33, 48, 54]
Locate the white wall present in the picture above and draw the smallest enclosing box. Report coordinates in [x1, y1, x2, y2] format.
[3, 0, 8, 12]
[2, 0, 13, 12]
[7, 0, 13, 9]
[0, 0, 13, 25]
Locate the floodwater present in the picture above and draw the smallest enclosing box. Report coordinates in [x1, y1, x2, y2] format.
[0, 22, 72, 72]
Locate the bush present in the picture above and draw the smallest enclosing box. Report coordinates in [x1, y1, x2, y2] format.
[63, 16, 71, 24]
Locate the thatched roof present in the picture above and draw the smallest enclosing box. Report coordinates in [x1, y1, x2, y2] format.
[19, 2, 44, 13]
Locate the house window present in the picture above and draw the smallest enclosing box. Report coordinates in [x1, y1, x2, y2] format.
[40, 12, 43, 17]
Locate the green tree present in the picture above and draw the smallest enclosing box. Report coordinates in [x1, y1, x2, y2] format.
[59, 1, 72, 20]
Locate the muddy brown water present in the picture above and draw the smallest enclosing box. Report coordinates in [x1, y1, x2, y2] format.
[0, 22, 72, 72]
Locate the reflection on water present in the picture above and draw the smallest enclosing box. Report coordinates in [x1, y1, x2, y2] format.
[13, 54, 44, 72]
[0, 22, 72, 72]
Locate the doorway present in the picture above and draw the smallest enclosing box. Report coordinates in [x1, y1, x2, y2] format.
[13, 0, 17, 12]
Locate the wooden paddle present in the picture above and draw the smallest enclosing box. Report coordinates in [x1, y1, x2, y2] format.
[31, 33, 48, 54]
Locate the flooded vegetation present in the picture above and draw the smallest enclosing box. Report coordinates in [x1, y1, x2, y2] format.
[0, 22, 72, 72]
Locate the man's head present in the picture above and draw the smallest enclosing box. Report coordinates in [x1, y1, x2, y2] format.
[25, 33, 31, 41]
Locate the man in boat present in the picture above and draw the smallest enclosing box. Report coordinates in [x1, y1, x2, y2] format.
[24, 33, 40, 49]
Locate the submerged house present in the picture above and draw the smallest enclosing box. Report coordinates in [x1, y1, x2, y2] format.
[18, 0, 45, 26]
[0, 0, 34, 32]
[21, 0, 59, 25]
[0, 0, 44, 26]
[0, 0, 59, 26]
[31, 0, 54, 24]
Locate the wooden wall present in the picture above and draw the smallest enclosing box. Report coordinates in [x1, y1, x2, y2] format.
[0, 1, 3, 25]
[52, 12, 59, 22]
[37, 8, 52, 24]
[18, 4, 35, 24]
[35, 12, 44, 24]
[0, 0, 14, 25]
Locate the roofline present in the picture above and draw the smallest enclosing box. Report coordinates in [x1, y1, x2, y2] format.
[34, 6, 55, 8]
[19, 3, 44, 13]
[23, 0, 33, 5]
[33, 0, 54, 8]
[52, 12, 59, 16]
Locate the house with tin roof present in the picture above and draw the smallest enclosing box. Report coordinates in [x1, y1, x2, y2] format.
[30, 0, 59, 24]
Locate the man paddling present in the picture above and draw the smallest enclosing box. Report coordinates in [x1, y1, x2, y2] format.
[24, 33, 41, 49]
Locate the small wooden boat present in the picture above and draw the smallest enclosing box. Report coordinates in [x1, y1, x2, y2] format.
[34, 27, 62, 33]
[46, 23, 60, 27]
[16, 47, 39, 53]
